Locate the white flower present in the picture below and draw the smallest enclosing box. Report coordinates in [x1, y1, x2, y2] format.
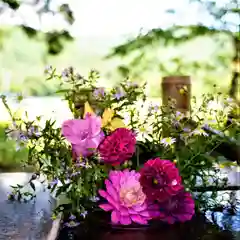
[160, 137, 176, 147]
[191, 129, 208, 137]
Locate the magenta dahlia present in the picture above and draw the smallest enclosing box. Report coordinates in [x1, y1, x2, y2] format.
[139, 158, 183, 202]
[157, 191, 195, 224]
[98, 170, 159, 225]
[98, 128, 136, 166]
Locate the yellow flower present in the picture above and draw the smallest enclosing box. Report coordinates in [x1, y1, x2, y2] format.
[83, 101, 126, 131]
[179, 85, 188, 95]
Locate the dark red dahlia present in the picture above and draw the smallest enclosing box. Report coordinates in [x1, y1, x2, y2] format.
[139, 158, 183, 202]
[98, 128, 136, 166]
[157, 191, 195, 224]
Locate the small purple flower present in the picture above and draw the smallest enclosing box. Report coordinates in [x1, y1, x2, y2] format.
[70, 171, 81, 177]
[75, 160, 92, 169]
[28, 126, 40, 137]
[126, 81, 138, 88]
[211, 129, 224, 137]
[183, 127, 191, 133]
[89, 196, 100, 202]
[226, 97, 234, 103]
[113, 88, 125, 100]
[148, 104, 159, 113]
[93, 87, 105, 98]
[175, 111, 184, 121]
[80, 210, 88, 218]
[19, 132, 28, 141]
[173, 120, 180, 128]
[75, 161, 86, 168]
[50, 179, 58, 187]
[69, 214, 76, 220]
[61, 68, 69, 78]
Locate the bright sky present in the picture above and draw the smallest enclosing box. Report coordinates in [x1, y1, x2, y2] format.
[0, 0, 236, 37]
[69, 0, 207, 36]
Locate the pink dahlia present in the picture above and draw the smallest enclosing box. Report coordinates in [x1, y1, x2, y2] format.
[139, 158, 183, 202]
[157, 191, 195, 224]
[98, 170, 159, 225]
[62, 113, 104, 158]
[98, 128, 136, 166]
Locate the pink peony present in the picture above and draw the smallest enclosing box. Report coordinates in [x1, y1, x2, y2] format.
[62, 114, 104, 158]
[157, 191, 195, 224]
[98, 170, 159, 225]
[98, 128, 136, 166]
[139, 158, 183, 202]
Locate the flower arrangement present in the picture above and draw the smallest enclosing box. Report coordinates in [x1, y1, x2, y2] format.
[1, 67, 239, 229]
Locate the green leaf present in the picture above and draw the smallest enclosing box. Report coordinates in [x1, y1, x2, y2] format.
[55, 89, 70, 93]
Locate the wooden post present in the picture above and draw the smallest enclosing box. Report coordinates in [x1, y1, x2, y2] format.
[162, 76, 191, 113]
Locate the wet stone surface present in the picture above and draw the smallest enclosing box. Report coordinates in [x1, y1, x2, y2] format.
[0, 173, 55, 240]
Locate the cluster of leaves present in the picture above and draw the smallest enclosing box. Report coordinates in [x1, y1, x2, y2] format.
[0, 0, 75, 54]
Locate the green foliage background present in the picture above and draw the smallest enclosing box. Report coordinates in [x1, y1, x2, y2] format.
[0, 26, 235, 97]
[0, 122, 28, 171]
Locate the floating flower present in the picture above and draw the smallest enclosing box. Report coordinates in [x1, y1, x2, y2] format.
[98, 128, 136, 165]
[139, 158, 183, 202]
[62, 113, 104, 158]
[99, 170, 159, 225]
[157, 191, 195, 224]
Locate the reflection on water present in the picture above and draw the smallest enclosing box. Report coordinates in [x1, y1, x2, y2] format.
[206, 202, 240, 232]
[0, 173, 55, 240]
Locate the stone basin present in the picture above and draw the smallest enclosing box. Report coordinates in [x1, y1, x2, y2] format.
[0, 172, 56, 240]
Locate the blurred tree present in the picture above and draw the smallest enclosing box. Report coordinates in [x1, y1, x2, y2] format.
[108, 0, 239, 99]
[0, 0, 74, 55]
